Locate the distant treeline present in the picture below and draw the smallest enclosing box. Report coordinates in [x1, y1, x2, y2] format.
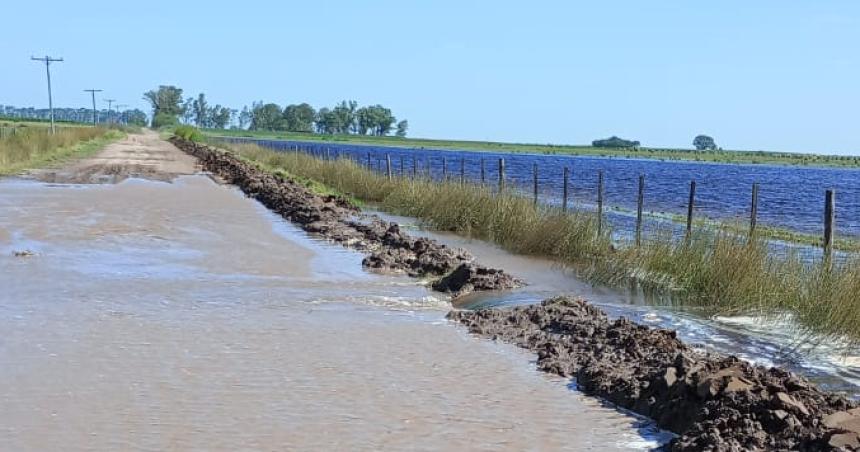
[592, 136, 641, 148]
[143, 85, 409, 137]
[0, 105, 147, 126]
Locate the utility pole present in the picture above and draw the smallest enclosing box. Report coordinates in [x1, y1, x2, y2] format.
[116, 104, 128, 124]
[104, 99, 116, 124]
[31, 55, 64, 133]
[83, 89, 102, 125]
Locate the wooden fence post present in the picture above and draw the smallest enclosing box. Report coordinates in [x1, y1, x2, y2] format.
[442, 158, 447, 180]
[367, 152, 371, 168]
[824, 189, 835, 267]
[636, 174, 645, 247]
[386, 154, 392, 180]
[686, 180, 696, 240]
[562, 167, 570, 212]
[750, 182, 759, 238]
[597, 170, 604, 235]
[498, 158, 505, 192]
[460, 158, 465, 184]
[533, 163, 539, 205]
[480, 158, 486, 184]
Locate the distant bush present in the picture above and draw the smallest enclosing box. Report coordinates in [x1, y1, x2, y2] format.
[592, 136, 640, 148]
[174, 125, 203, 142]
[152, 112, 179, 129]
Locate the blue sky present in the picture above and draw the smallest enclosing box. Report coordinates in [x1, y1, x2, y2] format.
[2, 1, 858, 154]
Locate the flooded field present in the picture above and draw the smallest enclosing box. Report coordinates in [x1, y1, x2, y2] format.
[231, 137, 860, 238]
[0, 174, 668, 450]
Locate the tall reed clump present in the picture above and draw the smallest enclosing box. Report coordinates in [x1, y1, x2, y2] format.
[0, 126, 111, 174]
[220, 140, 860, 341]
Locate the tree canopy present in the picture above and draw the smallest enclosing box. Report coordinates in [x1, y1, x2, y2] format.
[143, 85, 184, 126]
[693, 135, 718, 151]
[592, 136, 640, 148]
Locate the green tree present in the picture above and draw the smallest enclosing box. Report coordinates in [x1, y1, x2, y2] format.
[143, 85, 185, 126]
[693, 135, 717, 151]
[331, 100, 358, 134]
[181, 97, 195, 124]
[250, 102, 284, 130]
[395, 119, 408, 137]
[125, 109, 148, 126]
[238, 106, 252, 129]
[192, 93, 209, 127]
[209, 105, 232, 129]
[283, 103, 316, 132]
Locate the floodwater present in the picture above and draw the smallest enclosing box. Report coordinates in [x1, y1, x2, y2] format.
[0, 175, 669, 451]
[371, 210, 860, 396]
[230, 137, 860, 238]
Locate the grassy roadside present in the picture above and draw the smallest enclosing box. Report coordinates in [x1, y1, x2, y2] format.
[208, 129, 860, 169]
[0, 128, 124, 176]
[207, 137, 860, 342]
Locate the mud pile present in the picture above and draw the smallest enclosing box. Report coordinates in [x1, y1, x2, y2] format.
[448, 297, 860, 451]
[170, 138, 522, 295]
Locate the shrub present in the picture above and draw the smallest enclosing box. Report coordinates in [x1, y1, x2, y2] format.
[174, 125, 203, 142]
[152, 112, 179, 129]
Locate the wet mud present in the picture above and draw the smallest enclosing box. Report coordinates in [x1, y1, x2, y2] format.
[170, 138, 522, 296]
[448, 297, 860, 451]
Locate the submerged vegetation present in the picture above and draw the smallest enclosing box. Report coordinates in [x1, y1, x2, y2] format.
[211, 137, 860, 341]
[0, 126, 121, 175]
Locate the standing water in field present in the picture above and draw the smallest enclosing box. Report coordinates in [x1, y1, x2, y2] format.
[0, 175, 669, 451]
[229, 137, 860, 240]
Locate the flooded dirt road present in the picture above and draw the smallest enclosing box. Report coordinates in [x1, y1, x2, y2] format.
[0, 135, 667, 450]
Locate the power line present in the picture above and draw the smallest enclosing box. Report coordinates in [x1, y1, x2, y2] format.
[83, 89, 103, 125]
[30, 55, 64, 133]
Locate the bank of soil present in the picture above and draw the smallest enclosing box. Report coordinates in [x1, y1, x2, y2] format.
[169, 138, 522, 297]
[449, 298, 860, 451]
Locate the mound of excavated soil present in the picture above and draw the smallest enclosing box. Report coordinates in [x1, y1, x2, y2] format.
[448, 297, 860, 451]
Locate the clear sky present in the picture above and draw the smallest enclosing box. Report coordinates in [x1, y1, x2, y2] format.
[2, 1, 858, 154]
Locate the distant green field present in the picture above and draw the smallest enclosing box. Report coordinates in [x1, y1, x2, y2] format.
[209, 129, 860, 168]
[0, 117, 90, 128]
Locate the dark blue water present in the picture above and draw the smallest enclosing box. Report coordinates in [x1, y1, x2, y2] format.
[223, 137, 860, 239]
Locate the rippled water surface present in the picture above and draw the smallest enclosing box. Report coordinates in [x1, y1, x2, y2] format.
[371, 210, 860, 396]
[0, 176, 669, 451]
[233, 137, 860, 238]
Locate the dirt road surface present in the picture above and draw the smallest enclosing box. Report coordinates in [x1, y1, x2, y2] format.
[33, 130, 199, 184]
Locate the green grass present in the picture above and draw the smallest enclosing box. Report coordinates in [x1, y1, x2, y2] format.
[208, 128, 860, 168]
[0, 127, 123, 175]
[212, 138, 860, 342]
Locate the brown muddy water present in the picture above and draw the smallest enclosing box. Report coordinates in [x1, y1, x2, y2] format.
[0, 175, 669, 451]
[370, 211, 860, 396]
